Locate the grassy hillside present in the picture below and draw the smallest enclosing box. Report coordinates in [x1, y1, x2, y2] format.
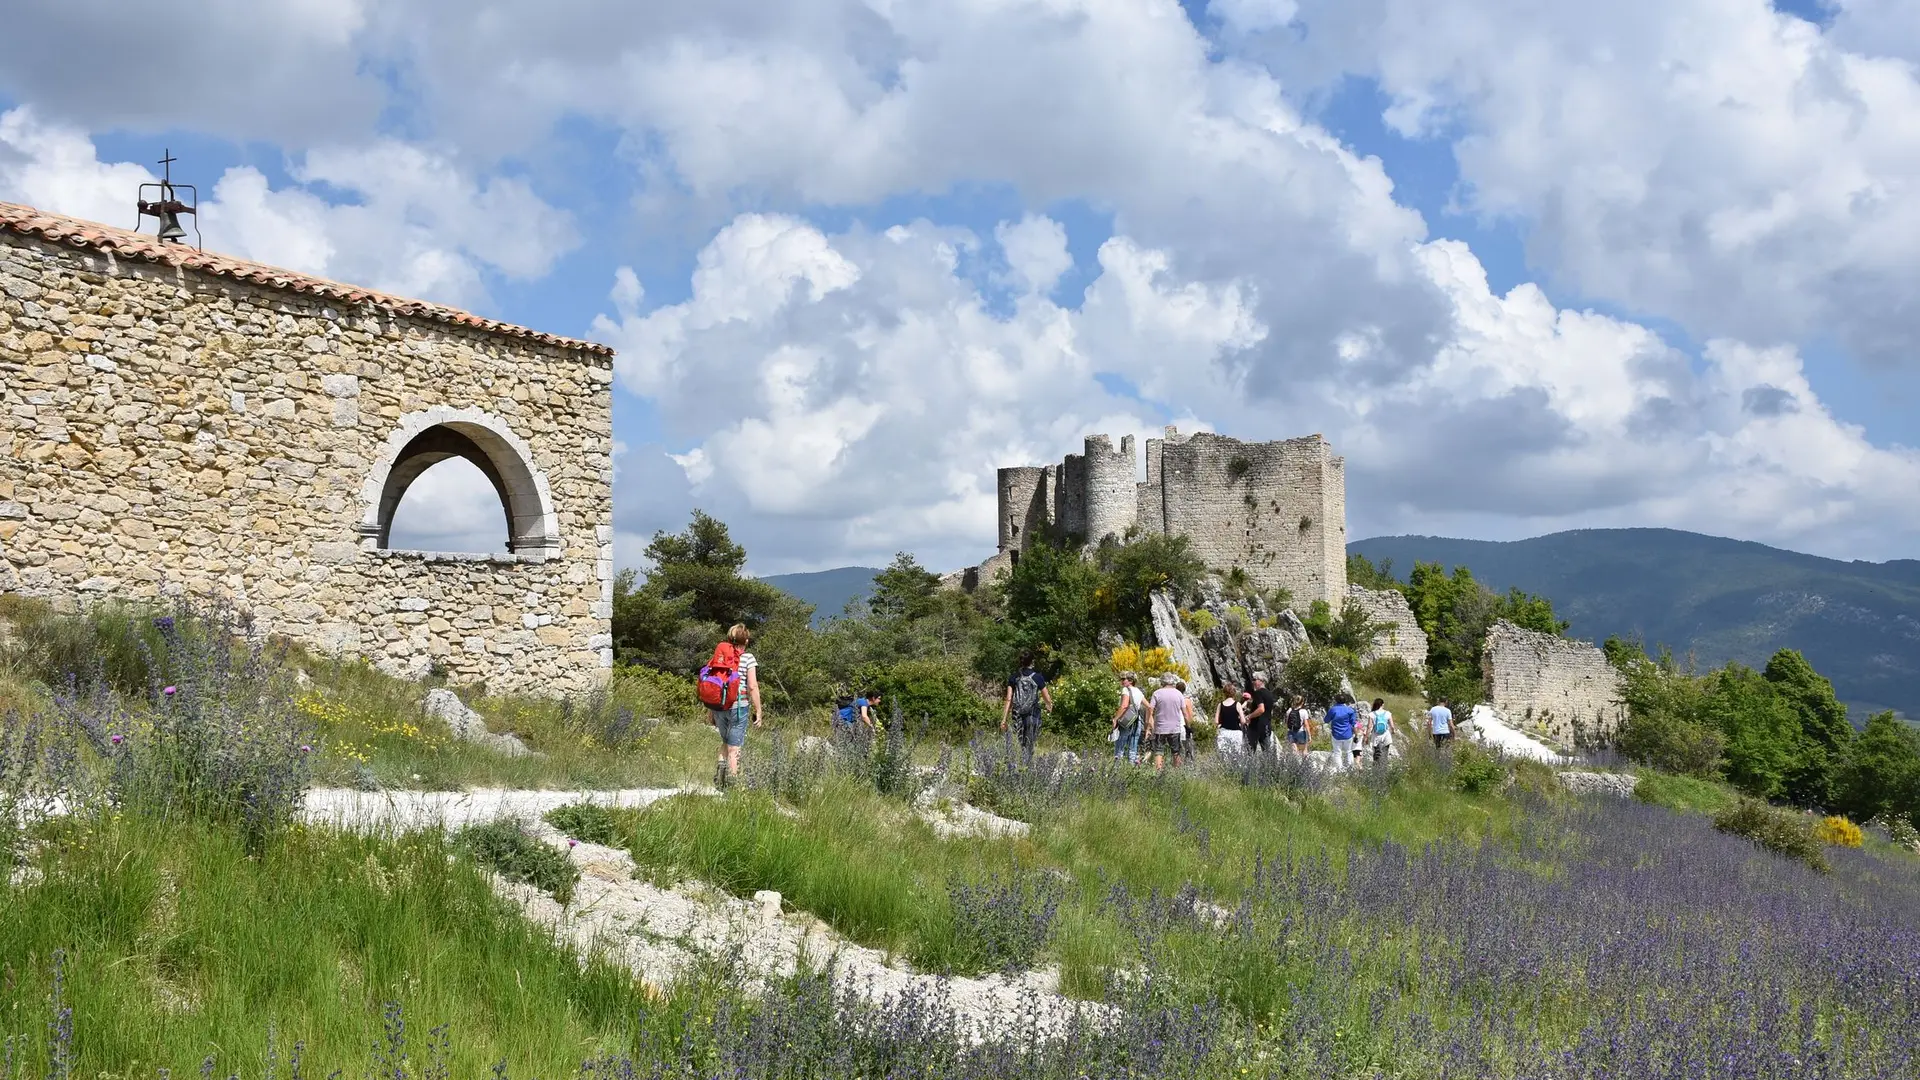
[758, 565, 881, 624]
[7, 599, 1920, 1078]
[1351, 528, 1920, 719]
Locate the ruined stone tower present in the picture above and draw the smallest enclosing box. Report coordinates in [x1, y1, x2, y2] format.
[994, 427, 1348, 606]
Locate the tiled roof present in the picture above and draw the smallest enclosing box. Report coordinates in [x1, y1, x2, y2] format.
[0, 201, 614, 356]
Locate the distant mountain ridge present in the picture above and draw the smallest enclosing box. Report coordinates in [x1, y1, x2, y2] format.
[759, 566, 881, 625]
[1350, 528, 1920, 720]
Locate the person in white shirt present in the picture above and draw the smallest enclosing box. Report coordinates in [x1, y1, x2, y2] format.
[1109, 671, 1147, 764]
[1364, 697, 1400, 765]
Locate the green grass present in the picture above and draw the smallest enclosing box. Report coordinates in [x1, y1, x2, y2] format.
[0, 812, 651, 1078]
[1634, 769, 1741, 816]
[608, 743, 1530, 995]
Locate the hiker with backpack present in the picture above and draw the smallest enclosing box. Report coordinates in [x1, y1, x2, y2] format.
[1364, 697, 1399, 765]
[1284, 693, 1315, 758]
[1001, 654, 1053, 767]
[1110, 671, 1147, 764]
[698, 624, 761, 788]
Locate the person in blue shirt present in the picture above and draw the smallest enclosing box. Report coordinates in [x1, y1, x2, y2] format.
[1428, 700, 1455, 750]
[1325, 691, 1360, 772]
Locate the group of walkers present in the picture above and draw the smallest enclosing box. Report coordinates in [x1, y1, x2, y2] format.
[700, 629, 1465, 785]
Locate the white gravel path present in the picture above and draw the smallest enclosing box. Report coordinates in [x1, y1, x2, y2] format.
[299, 786, 1102, 1042]
[1468, 705, 1574, 764]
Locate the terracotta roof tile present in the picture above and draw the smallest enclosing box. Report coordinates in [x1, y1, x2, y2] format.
[0, 201, 615, 356]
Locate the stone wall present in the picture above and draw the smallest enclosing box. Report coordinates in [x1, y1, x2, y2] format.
[1348, 585, 1428, 672]
[1083, 433, 1137, 547]
[1156, 431, 1346, 606]
[0, 213, 614, 695]
[1481, 620, 1625, 749]
[996, 466, 1047, 552]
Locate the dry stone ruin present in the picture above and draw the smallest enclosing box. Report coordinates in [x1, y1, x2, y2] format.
[0, 202, 615, 694]
[991, 427, 1349, 606]
[1481, 620, 1625, 748]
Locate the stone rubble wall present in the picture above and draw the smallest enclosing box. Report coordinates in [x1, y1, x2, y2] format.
[0, 232, 614, 695]
[1481, 620, 1625, 749]
[1347, 585, 1428, 672]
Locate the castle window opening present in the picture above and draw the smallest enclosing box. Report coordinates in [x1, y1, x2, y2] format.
[357, 410, 561, 559]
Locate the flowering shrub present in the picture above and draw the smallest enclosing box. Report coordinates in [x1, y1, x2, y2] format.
[1107, 643, 1190, 683]
[61, 605, 314, 855]
[1816, 814, 1865, 848]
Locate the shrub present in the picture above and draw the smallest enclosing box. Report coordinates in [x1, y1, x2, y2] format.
[611, 664, 706, 725]
[1107, 643, 1190, 684]
[1357, 656, 1420, 695]
[1179, 608, 1219, 636]
[1449, 743, 1508, 796]
[1711, 798, 1828, 872]
[456, 818, 581, 903]
[1047, 667, 1123, 747]
[1815, 815, 1864, 848]
[544, 802, 624, 847]
[1279, 644, 1348, 707]
[870, 659, 995, 741]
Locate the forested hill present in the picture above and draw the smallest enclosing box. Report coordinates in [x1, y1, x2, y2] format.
[1349, 528, 1920, 720]
[760, 566, 882, 624]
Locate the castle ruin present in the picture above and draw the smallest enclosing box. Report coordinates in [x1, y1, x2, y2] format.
[1481, 620, 1625, 749]
[993, 428, 1348, 607]
[0, 202, 614, 694]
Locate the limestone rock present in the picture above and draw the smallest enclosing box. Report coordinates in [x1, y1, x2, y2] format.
[1241, 614, 1309, 687]
[423, 688, 539, 757]
[1200, 624, 1241, 689]
[1556, 771, 1640, 799]
[1148, 589, 1214, 695]
[753, 889, 783, 923]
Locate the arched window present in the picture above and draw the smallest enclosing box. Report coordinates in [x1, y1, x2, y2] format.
[357, 408, 559, 557]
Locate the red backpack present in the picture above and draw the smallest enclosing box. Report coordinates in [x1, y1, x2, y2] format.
[696, 641, 744, 711]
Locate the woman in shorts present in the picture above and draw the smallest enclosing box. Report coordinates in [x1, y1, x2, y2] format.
[1286, 693, 1314, 755]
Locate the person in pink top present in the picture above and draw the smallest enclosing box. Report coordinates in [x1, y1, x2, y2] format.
[1148, 673, 1187, 771]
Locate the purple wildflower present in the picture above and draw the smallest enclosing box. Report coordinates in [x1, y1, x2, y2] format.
[162, 685, 177, 697]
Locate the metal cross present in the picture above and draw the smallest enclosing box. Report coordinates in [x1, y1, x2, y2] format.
[157, 149, 176, 184]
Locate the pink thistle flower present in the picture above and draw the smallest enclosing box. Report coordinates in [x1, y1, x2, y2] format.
[162, 686, 177, 697]
[299, 745, 312, 754]
[110, 734, 123, 746]
[567, 838, 579, 848]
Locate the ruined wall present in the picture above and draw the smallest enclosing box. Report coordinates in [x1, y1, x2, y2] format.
[1481, 620, 1625, 749]
[1137, 436, 1166, 536]
[996, 465, 1048, 553]
[1056, 454, 1087, 540]
[1083, 433, 1138, 546]
[1348, 585, 1428, 672]
[0, 220, 614, 695]
[1156, 432, 1346, 606]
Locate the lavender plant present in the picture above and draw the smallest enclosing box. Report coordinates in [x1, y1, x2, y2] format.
[58, 605, 314, 854]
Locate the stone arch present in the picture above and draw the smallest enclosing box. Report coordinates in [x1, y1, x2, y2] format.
[356, 407, 560, 557]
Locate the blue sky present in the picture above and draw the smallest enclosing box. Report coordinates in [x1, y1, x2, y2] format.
[4, 0, 1918, 572]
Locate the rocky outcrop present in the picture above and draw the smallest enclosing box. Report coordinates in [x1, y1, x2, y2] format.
[1149, 590, 1214, 694]
[1556, 771, 1640, 798]
[1201, 624, 1241, 689]
[1240, 611, 1310, 687]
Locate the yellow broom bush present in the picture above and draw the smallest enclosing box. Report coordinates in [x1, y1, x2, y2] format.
[1815, 815, 1864, 848]
[1109, 643, 1191, 684]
